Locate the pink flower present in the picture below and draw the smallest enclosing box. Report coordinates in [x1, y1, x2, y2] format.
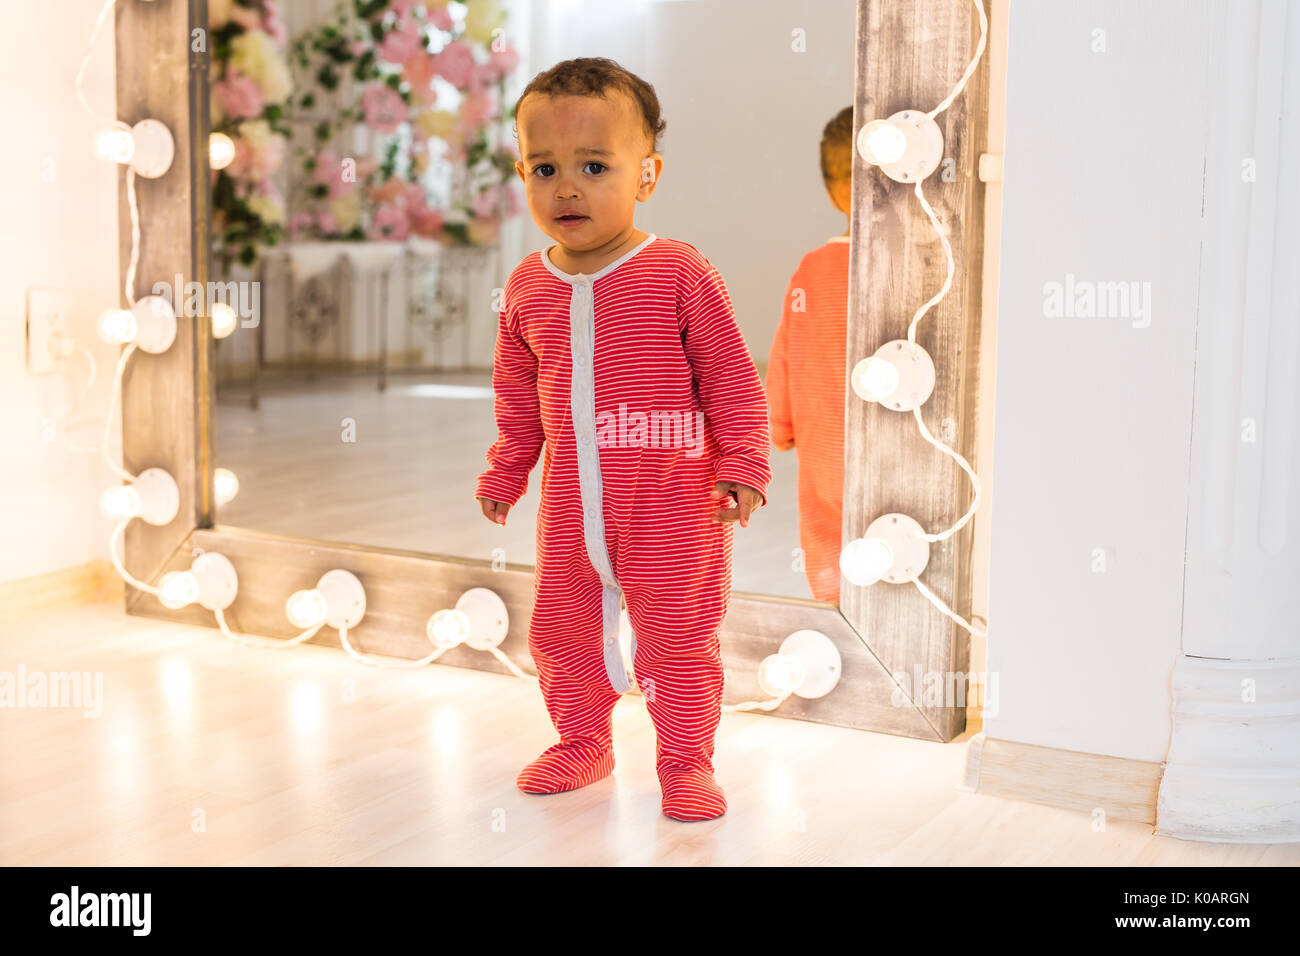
[403, 51, 439, 103]
[317, 209, 338, 235]
[227, 131, 284, 181]
[263, 8, 287, 46]
[311, 150, 357, 200]
[351, 40, 368, 57]
[214, 70, 264, 120]
[354, 156, 380, 181]
[378, 15, 423, 64]
[427, 6, 454, 32]
[410, 206, 445, 239]
[362, 84, 408, 133]
[489, 44, 520, 79]
[370, 177, 407, 204]
[402, 181, 429, 209]
[288, 210, 315, 237]
[432, 40, 475, 89]
[391, 0, 421, 16]
[367, 202, 409, 241]
[468, 61, 500, 92]
[473, 182, 519, 219]
[457, 89, 496, 133]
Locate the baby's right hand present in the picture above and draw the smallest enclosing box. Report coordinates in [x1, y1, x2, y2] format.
[478, 496, 511, 525]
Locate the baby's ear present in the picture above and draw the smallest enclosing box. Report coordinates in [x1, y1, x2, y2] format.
[637, 155, 663, 199]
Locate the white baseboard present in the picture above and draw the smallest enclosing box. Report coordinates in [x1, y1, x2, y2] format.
[1156, 655, 1300, 843]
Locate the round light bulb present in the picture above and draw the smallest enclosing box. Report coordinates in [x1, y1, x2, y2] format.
[213, 467, 239, 506]
[209, 132, 236, 171]
[158, 570, 199, 610]
[97, 308, 137, 345]
[100, 485, 140, 521]
[94, 127, 134, 164]
[758, 653, 806, 698]
[840, 536, 895, 587]
[859, 120, 907, 165]
[286, 589, 329, 629]
[211, 301, 238, 339]
[851, 356, 901, 402]
[428, 608, 471, 649]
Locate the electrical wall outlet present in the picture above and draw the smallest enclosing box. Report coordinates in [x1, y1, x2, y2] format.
[26, 288, 65, 375]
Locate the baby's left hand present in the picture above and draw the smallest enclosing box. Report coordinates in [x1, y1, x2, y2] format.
[711, 481, 763, 528]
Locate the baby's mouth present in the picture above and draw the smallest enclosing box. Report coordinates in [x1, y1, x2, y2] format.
[555, 213, 589, 225]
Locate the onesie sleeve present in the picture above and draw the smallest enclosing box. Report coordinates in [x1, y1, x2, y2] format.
[766, 275, 796, 451]
[475, 305, 544, 506]
[681, 265, 773, 505]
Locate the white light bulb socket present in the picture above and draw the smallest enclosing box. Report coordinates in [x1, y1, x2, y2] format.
[192, 551, 238, 611]
[772, 630, 843, 699]
[315, 569, 366, 630]
[457, 587, 509, 650]
[129, 119, 175, 178]
[862, 513, 931, 584]
[132, 468, 180, 526]
[131, 296, 177, 354]
[857, 110, 944, 183]
[853, 339, 936, 412]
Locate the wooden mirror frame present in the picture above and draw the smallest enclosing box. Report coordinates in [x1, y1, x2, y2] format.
[116, 0, 991, 740]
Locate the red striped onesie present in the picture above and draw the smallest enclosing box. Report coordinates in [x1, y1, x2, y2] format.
[765, 236, 850, 604]
[475, 232, 772, 820]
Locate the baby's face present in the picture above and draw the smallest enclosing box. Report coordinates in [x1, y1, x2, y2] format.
[515, 90, 659, 250]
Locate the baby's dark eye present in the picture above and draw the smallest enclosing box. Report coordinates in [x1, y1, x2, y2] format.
[584, 162, 606, 175]
[532, 163, 555, 177]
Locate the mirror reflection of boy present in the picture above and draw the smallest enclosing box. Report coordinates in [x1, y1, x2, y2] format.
[765, 106, 853, 604]
[474, 58, 771, 821]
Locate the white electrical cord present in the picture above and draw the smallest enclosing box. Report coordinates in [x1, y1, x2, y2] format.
[871, 0, 991, 637]
[215, 607, 326, 649]
[722, 692, 793, 713]
[75, 0, 121, 128]
[108, 517, 159, 596]
[923, 0, 989, 121]
[337, 625, 537, 679]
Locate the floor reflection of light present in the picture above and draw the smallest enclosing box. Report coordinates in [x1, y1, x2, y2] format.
[159, 657, 193, 725]
[401, 384, 494, 400]
[430, 706, 463, 757]
[290, 680, 324, 736]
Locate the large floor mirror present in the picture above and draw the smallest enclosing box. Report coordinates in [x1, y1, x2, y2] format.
[117, 0, 993, 741]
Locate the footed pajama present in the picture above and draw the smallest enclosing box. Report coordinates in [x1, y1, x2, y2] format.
[476, 233, 772, 820]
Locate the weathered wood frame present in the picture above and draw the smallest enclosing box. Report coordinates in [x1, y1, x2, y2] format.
[117, 0, 991, 740]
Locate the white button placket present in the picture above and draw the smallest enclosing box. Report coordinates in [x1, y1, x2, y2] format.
[568, 274, 631, 694]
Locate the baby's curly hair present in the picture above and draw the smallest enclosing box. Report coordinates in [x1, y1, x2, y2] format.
[513, 57, 667, 154]
[819, 105, 855, 186]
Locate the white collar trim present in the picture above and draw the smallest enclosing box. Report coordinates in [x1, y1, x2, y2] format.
[542, 233, 658, 283]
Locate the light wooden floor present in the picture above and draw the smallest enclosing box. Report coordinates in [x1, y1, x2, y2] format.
[3, 600, 1296, 866]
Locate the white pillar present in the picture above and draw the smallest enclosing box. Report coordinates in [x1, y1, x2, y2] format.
[1156, 0, 1300, 843]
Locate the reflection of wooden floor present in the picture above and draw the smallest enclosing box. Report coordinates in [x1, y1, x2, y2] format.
[10, 600, 1289, 865]
[214, 370, 816, 600]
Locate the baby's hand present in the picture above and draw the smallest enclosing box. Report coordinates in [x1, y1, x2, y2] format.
[478, 496, 511, 525]
[711, 481, 763, 528]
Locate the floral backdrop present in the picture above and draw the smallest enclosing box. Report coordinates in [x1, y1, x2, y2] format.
[210, 0, 521, 271]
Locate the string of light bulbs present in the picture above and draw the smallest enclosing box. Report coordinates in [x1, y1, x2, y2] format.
[843, 0, 990, 639]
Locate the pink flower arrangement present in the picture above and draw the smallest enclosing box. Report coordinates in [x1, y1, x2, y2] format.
[432, 40, 475, 89]
[213, 70, 264, 120]
[403, 51, 439, 103]
[362, 84, 408, 133]
[366, 202, 410, 241]
[378, 15, 424, 64]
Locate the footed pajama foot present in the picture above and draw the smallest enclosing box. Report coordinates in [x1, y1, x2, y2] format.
[659, 762, 727, 821]
[517, 740, 615, 794]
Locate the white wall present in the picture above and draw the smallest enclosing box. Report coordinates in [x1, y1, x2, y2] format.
[0, 0, 122, 585]
[983, 0, 1211, 762]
